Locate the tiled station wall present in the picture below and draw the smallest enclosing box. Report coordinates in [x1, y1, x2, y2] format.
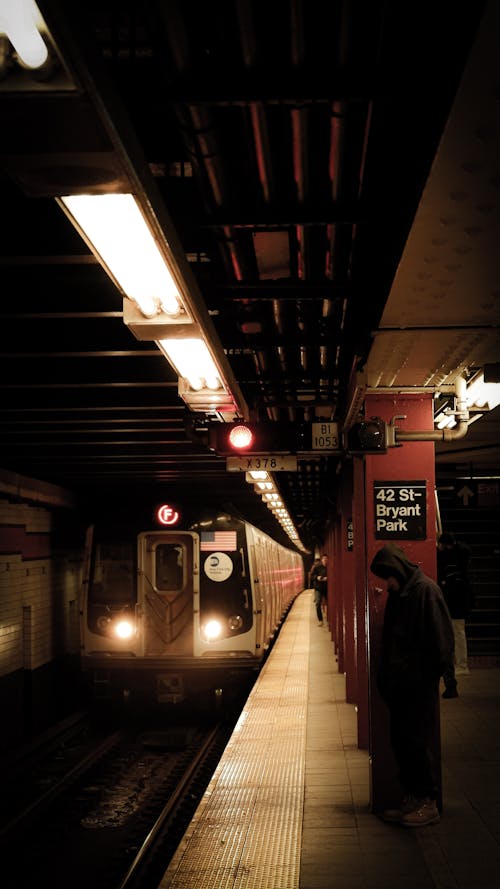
[0, 493, 84, 747]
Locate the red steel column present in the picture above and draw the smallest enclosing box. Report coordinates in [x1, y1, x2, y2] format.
[332, 511, 344, 672]
[336, 462, 357, 704]
[362, 392, 440, 812]
[352, 454, 369, 749]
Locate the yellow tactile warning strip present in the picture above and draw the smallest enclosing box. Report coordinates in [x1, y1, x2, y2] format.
[158, 592, 310, 888]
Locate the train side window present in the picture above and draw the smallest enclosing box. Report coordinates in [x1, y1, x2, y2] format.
[156, 544, 184, 591]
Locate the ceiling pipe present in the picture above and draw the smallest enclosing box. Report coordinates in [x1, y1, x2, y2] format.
[237, 0, 296, 422]
[161, 2, 253, 281]
[249, 103, 273, 204]
[160, 0, 278, 419]
[237, 3, 274, 205]
[325, 2, 354, 358]
[394, 376, 470, 443]
[289, 2, 315, 423]
[395, 420, 469, 443]
[290, 106, 312, 421]
[326, 101, 348, 285]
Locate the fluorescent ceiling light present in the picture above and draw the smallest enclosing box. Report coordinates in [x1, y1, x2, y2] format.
[466, 373, 500, 411]
[59, 194, 182, 317]
[434, 372, 500, 428]
[436, 413, 456, 430]
[0, 0, 48, 68]
[157, 337, 222, 391]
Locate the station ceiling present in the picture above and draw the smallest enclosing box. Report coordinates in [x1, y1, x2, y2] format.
[1, 0, 499, 552]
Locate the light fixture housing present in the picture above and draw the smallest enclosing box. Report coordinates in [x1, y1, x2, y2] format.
[433, 372, 500, 429]
[56, 192, 245, 417]
[466, 371, 500, 411]
[157, 338, 240, 415]
[58, 193, 186, 320]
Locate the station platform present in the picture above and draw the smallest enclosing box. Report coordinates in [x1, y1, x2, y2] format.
[158, 589, 500, 889]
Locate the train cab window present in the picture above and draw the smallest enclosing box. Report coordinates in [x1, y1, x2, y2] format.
[155, 544, 184, 591]
[89, 543, 136, 605]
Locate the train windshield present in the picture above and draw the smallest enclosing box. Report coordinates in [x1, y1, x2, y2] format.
[89, 542, 136, 605]
[155, 543, 184, 591]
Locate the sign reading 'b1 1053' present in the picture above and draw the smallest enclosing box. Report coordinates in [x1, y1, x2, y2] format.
[373, 480, 427, 539]
[311, 422, 339, 451]
[209, 420, 342, 457]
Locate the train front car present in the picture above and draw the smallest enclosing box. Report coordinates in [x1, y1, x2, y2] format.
[80, 513, 304, 712]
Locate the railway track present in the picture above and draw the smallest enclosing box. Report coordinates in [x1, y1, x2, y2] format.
[1, 714, 234, 889]
[0, 711, 120, 840]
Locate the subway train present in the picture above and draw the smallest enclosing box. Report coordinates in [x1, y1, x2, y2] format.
[79, 510, 305, 712]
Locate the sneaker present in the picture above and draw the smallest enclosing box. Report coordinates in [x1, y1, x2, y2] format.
[442, 685, 458, 699]
[381, 795, 418, 823]
[401, 798, 440, 828]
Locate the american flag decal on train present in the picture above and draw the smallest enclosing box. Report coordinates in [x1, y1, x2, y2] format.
[200, 531, 237, 551]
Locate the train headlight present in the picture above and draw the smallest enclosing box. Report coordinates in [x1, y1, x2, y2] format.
[203, 619, 223, 641]
[114, 618, 135, 640]
[228, 614, 243, 631]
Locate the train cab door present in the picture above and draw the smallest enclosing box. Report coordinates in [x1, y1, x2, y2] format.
[137, 532, 199, 656]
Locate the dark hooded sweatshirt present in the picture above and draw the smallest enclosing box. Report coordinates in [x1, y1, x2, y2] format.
[370, 544, 454, 703]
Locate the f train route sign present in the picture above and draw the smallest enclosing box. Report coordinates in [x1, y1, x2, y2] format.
[373, 480, 427, 540]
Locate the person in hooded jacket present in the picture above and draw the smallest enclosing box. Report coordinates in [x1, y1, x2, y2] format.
[370, 543, 454, 828]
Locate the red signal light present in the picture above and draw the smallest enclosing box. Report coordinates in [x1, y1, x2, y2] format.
[209, 421, 304, 455]
[228, 424, 254, 450]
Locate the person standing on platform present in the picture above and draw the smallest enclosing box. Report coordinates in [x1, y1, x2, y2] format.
[311, 553, 328, 626]
[308, 557, 321, 589]
[437, 532, 473, 699]
[370, 543, 454, 828]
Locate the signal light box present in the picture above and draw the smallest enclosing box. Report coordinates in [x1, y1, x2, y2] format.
[208, 421, 302, 455]
[208, 420, 341, 462]
[345, 417, 387, 454]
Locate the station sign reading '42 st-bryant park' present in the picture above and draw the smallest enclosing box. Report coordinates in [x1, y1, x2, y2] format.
[373, 480, 427, 540]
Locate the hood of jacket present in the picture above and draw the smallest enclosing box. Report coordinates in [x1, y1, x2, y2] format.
[370, 543, 418, 587]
